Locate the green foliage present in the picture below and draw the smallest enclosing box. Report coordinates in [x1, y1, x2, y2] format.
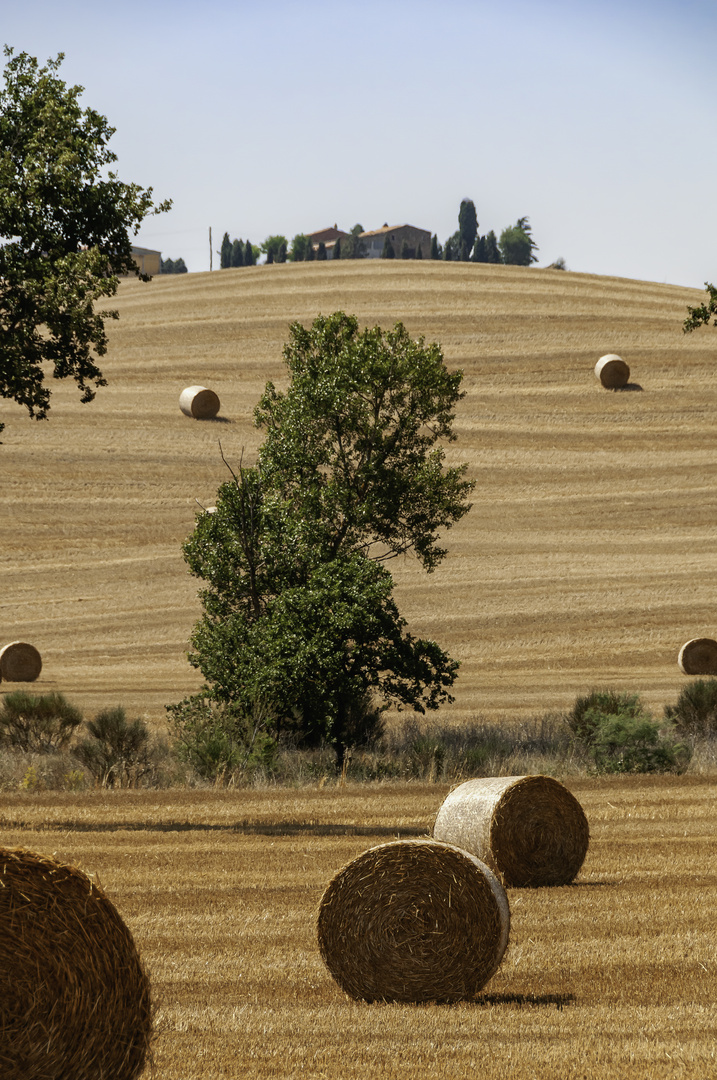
[499, 216, 538, 265]
[400, 239, 410, 259]
[683, 282, 717, 333]
[167, 697, 277, 781]
[547, 257, 567, 270]
[289, 233, 311, 261]
[342, 225, 366, 259]
[664, 678, 717, 737]
[220, 231, 232, 269]
[382, 237, 395, 259]
[471, 235, 486, 262]
[261, 235, 288, 263]
[0, 691, 82, 753]
[305, 237, 315, 261]
[0, 48, 171, 432]
[160, 256, 187, 274]
[566, 689, 645, 746]
[443, 231, 460, 261]
[316, 240, 327, 260]
[430, 234, 441, 260]
[458, 199, 478, 261]
[244, 238, 256, 266]
[589, 712, 690, 775]
[483, 230, 502, 263]
[333, 237, 341, 260]
[177, 312, 472, 766]
[72, 706, 154, 787]
[231, 239, 244, 267]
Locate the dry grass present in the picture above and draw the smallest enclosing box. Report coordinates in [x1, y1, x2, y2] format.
[0, 777, 716, 1078]
[0, 260, 715, 727]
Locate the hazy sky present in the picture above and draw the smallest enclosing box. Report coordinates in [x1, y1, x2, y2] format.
[3, 0, 715, 285]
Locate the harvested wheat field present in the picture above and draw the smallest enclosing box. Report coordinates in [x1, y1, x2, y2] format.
[1, 777, 716, 1079]
[1, 260, 715, 727]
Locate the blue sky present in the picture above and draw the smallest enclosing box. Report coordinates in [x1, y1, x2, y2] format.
[3, 0, 715, 285]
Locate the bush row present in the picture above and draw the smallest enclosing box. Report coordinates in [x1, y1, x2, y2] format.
[1, 681, 717, 790]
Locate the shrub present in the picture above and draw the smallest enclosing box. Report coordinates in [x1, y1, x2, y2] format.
[167, 697, 277, 783]
[589, 712, 690, 774]
[664, 679, 717, 737]
[72, 707, 155, 787]
[0, 691, 83, 753]
[566, 689, 645, 747]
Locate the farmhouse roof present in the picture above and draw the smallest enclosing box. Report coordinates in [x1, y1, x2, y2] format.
[359, 224, 420, 237]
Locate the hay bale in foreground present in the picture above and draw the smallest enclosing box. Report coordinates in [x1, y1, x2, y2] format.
[678, 637, 717, 675]
[595, 353, 630, 388]
[179, 385, 220, 419]
[433, 775, 589, 888]
[0, 641, 42, 682]
[317, 839, 509, 1003]
[0, 847, 152, 1080]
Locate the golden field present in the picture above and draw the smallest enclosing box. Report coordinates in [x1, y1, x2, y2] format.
[2, 261, 717, 1077]
[1, 260, 715, 726]
[2, 776, 716, 1078]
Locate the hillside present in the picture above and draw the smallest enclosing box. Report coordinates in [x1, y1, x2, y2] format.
[1, 260, 714, 727]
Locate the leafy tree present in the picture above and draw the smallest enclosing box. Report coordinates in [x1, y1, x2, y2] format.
[289, 233, 311, 261]
[317, 240, 327, 260]
[0, 48, 170, 433]
[161, 256, 187, 274]
[430, 234, 442, 260]
[220, 231, 232, 268]
[261, 235, 288, 263]
[231, 239, 244, 267]
[483, 230, 502, 264]
[175, 312, 474, 766]
[499, 216, 538, 266]
[443, 231, 460, 261]
[277, 240, 287, 263]
[458, 199, 478, 261]
[382, 237, 395, 259]
[333, 237, 341, 260]
[342, 224, 366, 259]
[683, 282, 717, 333]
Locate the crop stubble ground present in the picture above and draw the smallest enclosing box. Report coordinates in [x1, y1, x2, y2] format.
[1, 262, 717, 1076]
[1, 260, 715, 724]
[1, 776, 716, 1078]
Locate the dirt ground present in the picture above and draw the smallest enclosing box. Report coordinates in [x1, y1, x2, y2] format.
[1, 260, 715, 728]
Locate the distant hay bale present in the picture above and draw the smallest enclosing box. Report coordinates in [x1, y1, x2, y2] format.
[0, 641, 42, 682]
[0, 847, 152, 1080]
[433, 775, 589, 888]
[678, 638, 717, 675]
[179, 385, 220, 419]
[595, 354, 630, 389]
[317, 839, 509, 1003]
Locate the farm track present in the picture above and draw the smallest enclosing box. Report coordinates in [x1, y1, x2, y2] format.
[2, 777, 716, 1078]
[1, 260, 715, 726]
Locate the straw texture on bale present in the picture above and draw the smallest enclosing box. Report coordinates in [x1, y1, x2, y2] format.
[0, 847, 152, 1080]
[317, 839, 509, 1003]
[0, 641, 42, 682]
[678, 637, 717, 675]
[433, 775, 589, 888]
[179, 385, 220, 419]
[595, 353, 630, 388]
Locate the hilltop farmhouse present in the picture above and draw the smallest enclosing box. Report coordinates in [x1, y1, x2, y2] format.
[306, 225, 349, 259]
[360, 224, 431, 259]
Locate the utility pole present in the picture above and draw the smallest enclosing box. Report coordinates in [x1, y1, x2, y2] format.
[209, 226, 213, 271]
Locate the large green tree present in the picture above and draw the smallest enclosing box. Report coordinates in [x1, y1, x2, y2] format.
[220, 232, 232, 268]
[499, 216, 538, 266]
[175, 312, 473, 766]
[0, 49, 170, 432]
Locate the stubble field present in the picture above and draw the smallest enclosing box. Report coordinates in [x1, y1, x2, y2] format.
[1, 260, 717, 1077]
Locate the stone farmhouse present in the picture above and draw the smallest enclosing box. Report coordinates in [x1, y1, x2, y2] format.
[306, 225, 349, 259]
[359, 224, 431, 259]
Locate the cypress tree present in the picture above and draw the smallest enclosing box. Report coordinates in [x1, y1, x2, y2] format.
[231, 239, 244, 267]
[266, 249, 274, 264]
[458, 199, 478, 262]
[416, 244, 423, 259]
[317, 241, 327, 260]
[400, 239, 410, 259]
[306, 239, 315, 262]
[220, 231, 232, 269]
[382, 237, 395, 259]
[430, 234, 441, 260]
[333, 237, 341, 260]
[277, 241, 287, 263]
[471, 235, 486, 263]
[244, 240, 255, 266]
[483, 231, 501, 264]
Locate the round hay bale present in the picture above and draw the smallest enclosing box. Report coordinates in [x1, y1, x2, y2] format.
[678, 637, 717, 675]
[0, 847, 152, 1080]
[179, 385, 220, 419]
[0, 641, 42, 682]
[595, 353, 630, 389]
[317, 839, 509, 1003]
[433, 775, 589, 888]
